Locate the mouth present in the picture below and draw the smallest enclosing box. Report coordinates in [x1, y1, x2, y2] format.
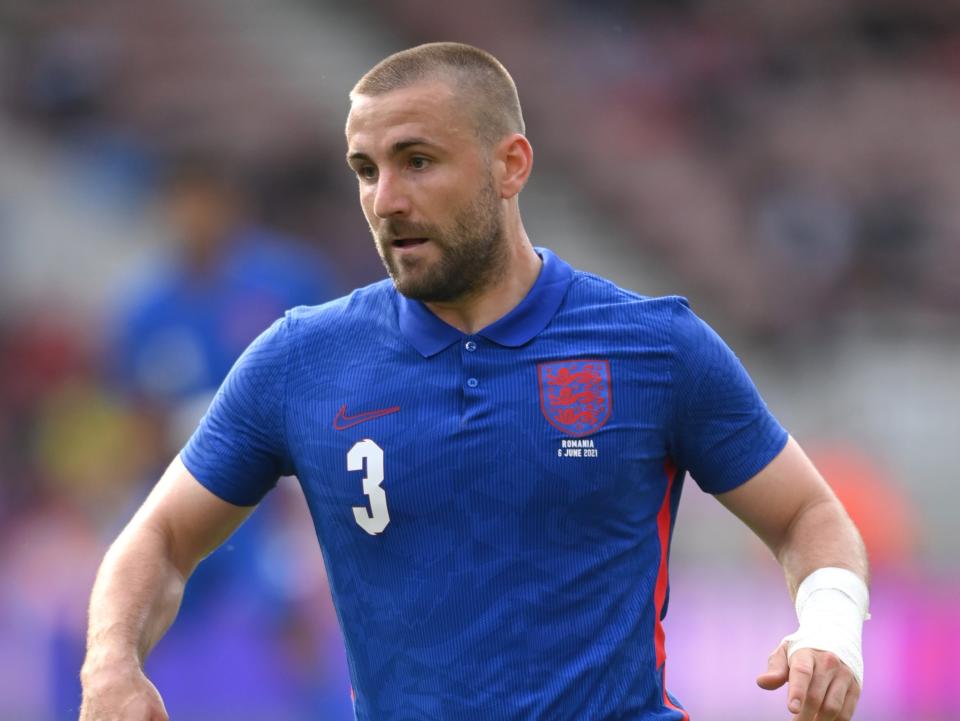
[390, 238, 429, 249]
[390, 237, 429, 249]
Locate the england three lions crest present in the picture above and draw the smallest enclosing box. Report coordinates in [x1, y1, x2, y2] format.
[538, 359, 612, 437]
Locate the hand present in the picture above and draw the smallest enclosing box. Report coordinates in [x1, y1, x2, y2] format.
[756, 640, 861, 721]
[79, 662, 168, 721]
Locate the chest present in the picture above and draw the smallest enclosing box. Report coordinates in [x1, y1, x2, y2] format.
[284, 333, 674, 560]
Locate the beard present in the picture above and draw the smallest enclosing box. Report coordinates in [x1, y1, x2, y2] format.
[373, 176, 508, 303]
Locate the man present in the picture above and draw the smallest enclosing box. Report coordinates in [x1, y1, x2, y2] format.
[112, 155, 336, 416]
[80, 43, 869, 721]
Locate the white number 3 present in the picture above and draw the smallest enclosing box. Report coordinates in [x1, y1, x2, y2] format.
[347, 439, 390, 535]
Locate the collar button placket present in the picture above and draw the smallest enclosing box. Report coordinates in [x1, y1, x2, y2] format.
[463, 336, 480, 393]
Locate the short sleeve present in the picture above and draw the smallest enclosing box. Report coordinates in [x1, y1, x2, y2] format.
[668, 299, 788, 494]
[180, 314, 294, 506]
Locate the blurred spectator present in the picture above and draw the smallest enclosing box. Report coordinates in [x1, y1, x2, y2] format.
[103, 153, 347, 717]
[748, 173, 857, 331]
[104, 151, 338, 609]
[6, 11, 158, 211]
[110, 154, 337, 443]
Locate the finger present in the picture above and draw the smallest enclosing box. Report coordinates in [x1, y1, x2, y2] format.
[794, 651, 836, 721]
[756, 641, 789, 690]
[815, 674, 851, 721]
[151, 688, 170, 721]
[835, 679, 860, 721]
[786, 648, 815, 717]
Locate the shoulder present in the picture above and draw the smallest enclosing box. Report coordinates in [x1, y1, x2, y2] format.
[563, 269, 692, 335]
[567, 269, 688, 312]
[228, 280, 396, 379]
[282, 278, 397, 341]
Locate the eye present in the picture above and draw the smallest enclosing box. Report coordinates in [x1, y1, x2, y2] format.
[355, 164, 377, 181]
[409, 156, 430, 170]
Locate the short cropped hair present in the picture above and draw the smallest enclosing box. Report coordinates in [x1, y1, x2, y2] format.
[351, 42, 525, 147]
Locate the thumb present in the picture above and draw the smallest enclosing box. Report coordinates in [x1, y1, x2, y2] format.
[756, 640, 789, 690]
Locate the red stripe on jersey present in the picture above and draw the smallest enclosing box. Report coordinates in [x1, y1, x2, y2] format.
[655, 460, 690, 720]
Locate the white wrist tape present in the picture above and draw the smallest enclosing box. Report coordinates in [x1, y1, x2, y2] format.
[784, 567, 870, 687]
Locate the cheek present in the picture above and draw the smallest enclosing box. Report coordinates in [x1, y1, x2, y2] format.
[358, 189, 378, 226]
[418, 180, 465, 221]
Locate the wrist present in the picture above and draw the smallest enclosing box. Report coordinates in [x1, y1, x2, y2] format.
[785, 567, 870, 686]
[81, 644, 142, 681]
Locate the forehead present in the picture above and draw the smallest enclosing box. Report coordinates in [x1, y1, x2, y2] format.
[346, 80, 475, 154]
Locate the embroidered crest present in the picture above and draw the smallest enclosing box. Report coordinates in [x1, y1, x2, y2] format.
[538, 359, 611, 437]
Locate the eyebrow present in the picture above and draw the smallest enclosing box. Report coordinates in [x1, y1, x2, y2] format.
[347, 137, 438, 163]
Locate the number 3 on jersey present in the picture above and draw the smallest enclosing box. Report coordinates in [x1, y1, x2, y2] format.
[348, 439, 390, 535]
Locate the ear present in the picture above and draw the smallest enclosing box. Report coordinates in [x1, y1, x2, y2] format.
[495, 134, 533, 200]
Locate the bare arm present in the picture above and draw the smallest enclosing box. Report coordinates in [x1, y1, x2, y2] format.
[79, 456, 255, 721]
[716, 436, 868, 721]
[717, 435, 868, 595]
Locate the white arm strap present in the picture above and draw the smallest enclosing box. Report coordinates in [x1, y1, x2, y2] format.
[784, 567, 870, 687]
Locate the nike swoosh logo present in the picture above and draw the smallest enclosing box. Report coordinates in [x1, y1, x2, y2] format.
[333, 404, 401, 430]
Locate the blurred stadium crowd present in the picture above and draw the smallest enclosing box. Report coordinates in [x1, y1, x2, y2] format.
[0, 1, 957, 720]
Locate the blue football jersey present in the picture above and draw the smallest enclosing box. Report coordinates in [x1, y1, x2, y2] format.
[182, 247, 788, 721]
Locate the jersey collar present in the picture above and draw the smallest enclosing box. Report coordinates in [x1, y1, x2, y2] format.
[397, 247, 574, 357]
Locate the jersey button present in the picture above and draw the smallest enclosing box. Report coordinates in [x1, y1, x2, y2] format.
[464, 340, 477, 352]
[466, 377, 479, 388]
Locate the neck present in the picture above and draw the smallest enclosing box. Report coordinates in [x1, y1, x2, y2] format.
[424, 221, 541, 335]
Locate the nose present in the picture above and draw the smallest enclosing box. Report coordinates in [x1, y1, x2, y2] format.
[372, 169, 411, 219]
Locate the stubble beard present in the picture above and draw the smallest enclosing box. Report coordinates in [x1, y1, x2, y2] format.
[374, 177, 509, 303]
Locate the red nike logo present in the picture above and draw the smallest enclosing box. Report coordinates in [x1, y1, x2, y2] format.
[333, 404, 401, 430]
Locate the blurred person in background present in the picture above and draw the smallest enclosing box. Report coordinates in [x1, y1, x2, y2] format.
[79, 42, 869, 721]
[107, 150, 340, 615]
[107, 151, 349, 716]
[110, 153, 338, 440]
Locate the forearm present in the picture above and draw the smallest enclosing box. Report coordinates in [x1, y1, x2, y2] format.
[82, 522, 187, 676]
[723, 438, 870, 716]
[80, 460, 253, 720]
[775, 495, 869, 599]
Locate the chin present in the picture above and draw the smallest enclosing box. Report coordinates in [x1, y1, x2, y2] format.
[392, 278, 433, 300]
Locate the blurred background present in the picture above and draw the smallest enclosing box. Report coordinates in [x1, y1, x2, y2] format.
[0, 0, 957, 719]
